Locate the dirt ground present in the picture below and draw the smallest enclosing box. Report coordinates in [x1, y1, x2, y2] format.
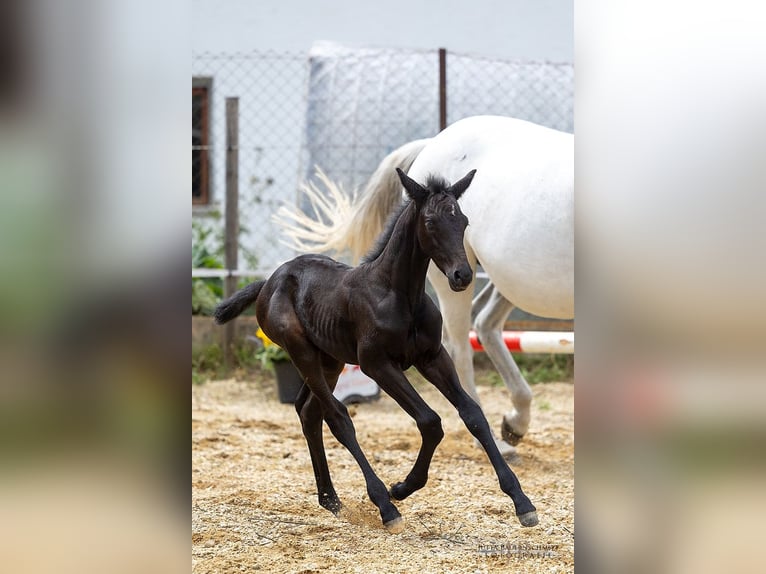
[192, 369, 573, 573]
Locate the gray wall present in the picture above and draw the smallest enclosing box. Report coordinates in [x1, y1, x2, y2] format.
[192, 0, 572, 62]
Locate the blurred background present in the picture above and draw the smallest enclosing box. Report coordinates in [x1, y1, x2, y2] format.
[0, 1, 189, 572]
[577, 2, 766, 572]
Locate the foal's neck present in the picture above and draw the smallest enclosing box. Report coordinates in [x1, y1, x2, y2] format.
[372, 202, 430, 302]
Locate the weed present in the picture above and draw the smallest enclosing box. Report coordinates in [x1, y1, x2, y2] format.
[514, 353, 573, 384]
[477, 370, 504, 388]
[474, 353, 573, 386]
[192, 338, 269, 383]
[192, 370, 208, 386]
[192, 343, 225, 380]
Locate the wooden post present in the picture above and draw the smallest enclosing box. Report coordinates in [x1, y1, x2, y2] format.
[223, 97, 239, 371]
[438, 48, 447, 131]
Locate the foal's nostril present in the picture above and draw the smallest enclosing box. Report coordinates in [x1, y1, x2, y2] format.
[452, 268, 472, 286]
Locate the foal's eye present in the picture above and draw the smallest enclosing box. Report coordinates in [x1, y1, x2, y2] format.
[425, 220, 435, 231]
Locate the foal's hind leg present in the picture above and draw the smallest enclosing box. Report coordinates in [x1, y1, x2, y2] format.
[286, 341, 404, 532]
[317, 393, 404, 532]
[473, 286, 533, 446]
[294, 363, 344, 514]
[415, 346, 538, 527]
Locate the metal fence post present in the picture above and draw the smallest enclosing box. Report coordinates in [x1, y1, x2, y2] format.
[438, 47, 447, 131]
[223, 97, 239, 370]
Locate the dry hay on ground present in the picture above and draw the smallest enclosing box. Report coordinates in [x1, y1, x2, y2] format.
[192, 370, 573, 573]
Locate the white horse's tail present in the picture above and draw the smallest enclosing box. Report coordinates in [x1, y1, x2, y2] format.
[274, 138, 431, 262]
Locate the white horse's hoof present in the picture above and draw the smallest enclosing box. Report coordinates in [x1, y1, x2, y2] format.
[496, 439, 520, 463]
[501, 414, 526, 446]
[474, 437, 519, 462]
[384, 516, 405, 534]
[517, 511, 539, 527]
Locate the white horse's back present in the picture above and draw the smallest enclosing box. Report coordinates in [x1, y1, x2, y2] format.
[407, 116, 574, 318]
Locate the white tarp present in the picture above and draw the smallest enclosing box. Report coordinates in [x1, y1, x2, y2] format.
[303, 41, 573, 193]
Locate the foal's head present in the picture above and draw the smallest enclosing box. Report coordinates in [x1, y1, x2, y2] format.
[396, 168, 476, 292]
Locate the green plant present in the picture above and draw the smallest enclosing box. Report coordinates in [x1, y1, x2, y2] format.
[192, 218, 224, 316]
[192, 370, 207, 386]
[483, 371, 504, 387]
[514, 354, 574, 383]
[473, 353, 574, 385]
[191, 194, 263, 316]
[192, 278, 220, 315]
[232, 339, 262, 371]
[253, 328, 291, 371]
[192, 343, 224, 377]
[192, 338, 267, 383]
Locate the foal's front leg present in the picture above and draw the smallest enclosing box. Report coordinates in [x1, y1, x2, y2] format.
[415, 346, 539, 527]
[359, 360, 444, 501]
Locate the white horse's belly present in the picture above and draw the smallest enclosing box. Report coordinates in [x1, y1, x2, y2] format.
[470, 222, 574, 318]
[465, 161, 574, 318]
[409, 116, 574, 319]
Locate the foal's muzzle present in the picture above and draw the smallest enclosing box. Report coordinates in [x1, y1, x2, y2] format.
[447, 265, 473, 292]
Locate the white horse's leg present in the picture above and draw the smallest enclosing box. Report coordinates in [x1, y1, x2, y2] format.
[429, 266, 517, 461]
[473, 285, 532, 446]
[471, 280, 495, 322]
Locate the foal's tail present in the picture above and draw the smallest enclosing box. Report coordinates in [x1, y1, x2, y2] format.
[274, 138, 431, 263]
[214, 280, 266, 324]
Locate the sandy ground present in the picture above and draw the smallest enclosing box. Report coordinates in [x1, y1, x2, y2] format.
[192, 370, 573, 573]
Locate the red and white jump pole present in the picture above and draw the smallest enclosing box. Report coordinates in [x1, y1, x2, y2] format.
[333, 331, 573, 403]
[468, 331, 574, 354]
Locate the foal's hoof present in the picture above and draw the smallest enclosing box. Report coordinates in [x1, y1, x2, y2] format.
[329, 503, 343, 517]
[501, 417, 525, 446]
[517, 511, 539, 527]
[389, 482, 409, 501]
[383, 516, 405, 534]
[319, 495, 343, 516]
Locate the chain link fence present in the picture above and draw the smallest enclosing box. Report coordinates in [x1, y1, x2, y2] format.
[192, 44, 573, 275]
[192, 51, 309, 274]
[447, 54, 573, 130]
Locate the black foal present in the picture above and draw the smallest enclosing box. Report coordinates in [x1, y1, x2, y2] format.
[215, 168, 538, 532]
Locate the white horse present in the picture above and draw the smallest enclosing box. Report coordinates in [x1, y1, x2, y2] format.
[276, 115, 573, 459]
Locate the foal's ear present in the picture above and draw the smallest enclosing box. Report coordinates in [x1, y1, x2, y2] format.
[447, 169, 477, 200]
[396, 168, 428, 203]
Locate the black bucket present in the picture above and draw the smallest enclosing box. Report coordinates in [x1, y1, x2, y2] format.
[273, 361, 304, 404]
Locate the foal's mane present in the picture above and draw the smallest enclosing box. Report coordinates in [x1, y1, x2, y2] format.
[360, 200, 411, 263]
[360, 174, 451, 264]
